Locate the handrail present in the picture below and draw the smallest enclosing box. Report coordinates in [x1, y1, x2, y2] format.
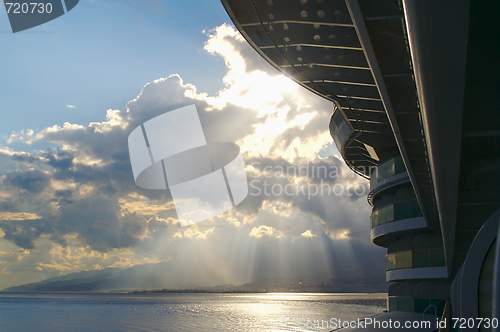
[372, 198, 418, 214]
[423, 304, 437, 326]
[386, 247, 446, 271]
[370, 155, 406, 187]
[387, 296, 447, 319]
[371, 199, 422, 228]
[330, 104, 371, 179]
[388, 296, 447, 299]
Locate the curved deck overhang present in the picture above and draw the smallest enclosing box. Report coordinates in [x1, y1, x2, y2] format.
[368, 172, 409, 205]
[372, 217, 427, 247]
[387, 267, 448, 282]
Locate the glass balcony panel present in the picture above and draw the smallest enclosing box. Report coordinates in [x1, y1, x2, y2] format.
[393, 201, 409, 221]
[378, 161, 387, 182]
[371, 210, 378, 228]
[389, 297, 447, 316]
[396, 297, 405, 311]
[413, 298, 431, 313]
[387, 248, 445, 271]
[405, 297, 415, 312]
[370, 156, 406, 187]
[431, 299, 447, 316]
[334, 120, 351, 147]
[378, 204, 393, 226]
[395, 156, 405, 174]
[429, 248, 446, 267]
[413, 249, 429, 268]
[409, 200, 422, 218]
[388, 158, 396, 178]
[388, 297, 396, 311]
[381, 210, 388, 225]
[330, 109, 352, 153]
[386, 204, 394, 223]
[329, 110, 344, 136]
[395, 252, 405, 269]
[397, 297, 414, 312]
[387, 253, 396, 271]
[403, 250, 413, 269]
[371, 199, 420, 229]
[378, 205, 386, 225]
[384, 161, 392, 181]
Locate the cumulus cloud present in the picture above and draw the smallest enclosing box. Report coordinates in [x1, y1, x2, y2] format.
[301, 230, 317, 238]
[0, 24, 384, 289]
[249, 225, 284, 239]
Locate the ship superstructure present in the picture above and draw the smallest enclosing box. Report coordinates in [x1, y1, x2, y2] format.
[222, 0, 500, 329]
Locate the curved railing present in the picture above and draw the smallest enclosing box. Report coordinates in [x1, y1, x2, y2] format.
[371, 199, 422, 228]
[388, 296, 447, 317]
[329, 107, 353, 154]
[386, 247, 445, 271]
[330, 105, 375, 179]
[370, 155, 406, 188]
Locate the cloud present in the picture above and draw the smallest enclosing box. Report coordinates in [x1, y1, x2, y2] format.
[0, 24, 384, 289]
[249, 225, 284, 239]
[66, 105, 75, 109]
[0, 212, 41, 221]
[301, 230, 317, 238]
[182, 226, 214, 240]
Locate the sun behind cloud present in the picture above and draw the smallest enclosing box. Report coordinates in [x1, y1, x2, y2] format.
[0, 24, 383, 290]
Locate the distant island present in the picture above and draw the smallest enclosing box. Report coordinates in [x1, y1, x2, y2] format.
[130, 276, 388, 294]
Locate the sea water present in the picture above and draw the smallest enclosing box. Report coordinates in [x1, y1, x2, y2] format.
[0, 292, 386, 331]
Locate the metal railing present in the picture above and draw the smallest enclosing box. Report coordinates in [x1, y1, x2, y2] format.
[370, 199, 422, 228]
[386, 247, 446, 271]
[370, 155, 406, 188]
[387, 296, 447, 317]
[329, 107, 353, 154]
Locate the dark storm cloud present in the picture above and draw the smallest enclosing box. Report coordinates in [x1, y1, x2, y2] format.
[0, 197, 149, 252]
[11, 153, 42, 165]
[0, 218, 56, 249]
[43, 148, 74, 170]
[55, 189, 73, 198]
[0, 200, 19, 212]
[3, 170, 50, 193]
[56, 197, 148, 252]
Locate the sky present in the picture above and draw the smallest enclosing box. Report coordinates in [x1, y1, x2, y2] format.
[0, 0, 386, 289]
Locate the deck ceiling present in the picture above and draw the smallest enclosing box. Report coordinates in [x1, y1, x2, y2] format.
[221, 0, 394, 140]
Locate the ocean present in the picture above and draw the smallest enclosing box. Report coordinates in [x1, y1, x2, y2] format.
[0, 292, 386, 331]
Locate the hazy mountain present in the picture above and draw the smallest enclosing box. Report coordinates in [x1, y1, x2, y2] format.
[2, 261, 387, 293]
[2, 259, 226, 292]
[2, 263, 162, 292]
